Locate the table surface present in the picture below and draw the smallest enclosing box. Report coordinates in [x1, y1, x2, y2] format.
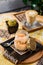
[0, 12, 43, 65]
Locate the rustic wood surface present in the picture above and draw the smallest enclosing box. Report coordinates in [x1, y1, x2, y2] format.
[0, 11, 43, 65]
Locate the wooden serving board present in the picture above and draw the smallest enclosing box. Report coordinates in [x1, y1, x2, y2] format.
[14, 10, 43, 32]
[10, 43, 43, 64]
[22, 51, 43, 64]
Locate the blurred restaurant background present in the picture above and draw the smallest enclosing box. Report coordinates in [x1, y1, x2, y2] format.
[0, 0, 43, 15]
[0, 0, 30, 13]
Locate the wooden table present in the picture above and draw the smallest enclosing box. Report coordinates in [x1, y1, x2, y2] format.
[0, 12, 43, 65]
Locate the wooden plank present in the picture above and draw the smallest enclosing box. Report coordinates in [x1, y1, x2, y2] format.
[0, 11, 43, 64]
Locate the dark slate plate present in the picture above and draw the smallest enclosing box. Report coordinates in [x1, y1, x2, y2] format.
[1, 37, 43, 64]
[3, 42, 43, 64]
